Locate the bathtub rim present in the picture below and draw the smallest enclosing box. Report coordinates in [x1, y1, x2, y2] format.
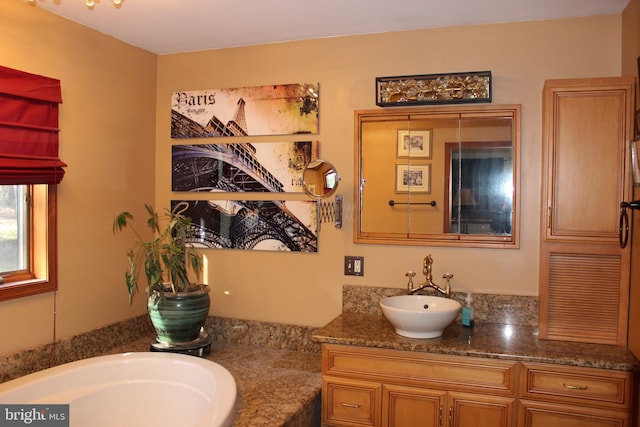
[0, 351, 237, 427]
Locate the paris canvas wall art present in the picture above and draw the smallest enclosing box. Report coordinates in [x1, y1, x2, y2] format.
[171, 141, 319, 194]
[171, 83, 319, 138]
[172, 199, 317, 252]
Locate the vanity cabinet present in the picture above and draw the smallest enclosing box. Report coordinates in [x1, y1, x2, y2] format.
[539, 77, 635, 345]
[518, 362, 634, 427]
[321, 344, 636, 427]
[321, 344, 518, 427]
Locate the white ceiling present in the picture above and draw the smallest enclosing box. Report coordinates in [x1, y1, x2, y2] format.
[28, 0, 630, 55]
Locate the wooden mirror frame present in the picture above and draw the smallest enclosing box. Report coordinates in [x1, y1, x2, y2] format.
[354, 104, 520, 248]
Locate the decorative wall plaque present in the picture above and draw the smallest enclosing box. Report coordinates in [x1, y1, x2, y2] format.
[376, 71, 491, 107]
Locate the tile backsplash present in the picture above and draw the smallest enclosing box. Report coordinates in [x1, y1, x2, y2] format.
[0, 315, 153, 384]
[343, 285, 538, 326]
[1, 315, 320, 384]
[2, 285, 537, 384]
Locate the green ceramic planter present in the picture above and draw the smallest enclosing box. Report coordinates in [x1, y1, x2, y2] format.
[147, 285, 210, 344]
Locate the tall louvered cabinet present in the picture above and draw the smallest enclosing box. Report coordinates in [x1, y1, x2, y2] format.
[539, 77, 635, 345]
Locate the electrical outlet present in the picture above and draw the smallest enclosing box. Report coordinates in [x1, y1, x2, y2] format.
[344, 256, 364, 276]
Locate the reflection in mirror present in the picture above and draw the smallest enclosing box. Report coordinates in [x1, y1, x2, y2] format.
[303, 159, 342, 230]
[355, 105, 520, 248]
[303, 159, 339, 198]
[445, 141, 513, 235]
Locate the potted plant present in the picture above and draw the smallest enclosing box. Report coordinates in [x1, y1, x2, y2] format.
[113, 202, 210, 344]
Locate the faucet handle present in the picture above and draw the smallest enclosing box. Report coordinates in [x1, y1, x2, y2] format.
[442, 273, 453, 298]
[405, 271, 416, 291]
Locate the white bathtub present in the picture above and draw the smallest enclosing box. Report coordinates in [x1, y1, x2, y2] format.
[0, 352, 237, 427]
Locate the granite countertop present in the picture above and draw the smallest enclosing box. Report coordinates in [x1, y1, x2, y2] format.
[109, 337, 322, 427]
[312, 313, 640, 371]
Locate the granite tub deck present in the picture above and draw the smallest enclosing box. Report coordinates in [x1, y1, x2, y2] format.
[312, 312, 639, 371]
[108, 338, 322, 427]
[1, 315, 323, 427]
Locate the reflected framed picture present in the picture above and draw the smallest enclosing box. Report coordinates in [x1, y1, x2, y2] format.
[395, 164, 431, 193]
[397, 130, 432, 158]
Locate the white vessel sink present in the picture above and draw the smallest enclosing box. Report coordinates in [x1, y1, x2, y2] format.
[380, 295, 462, 338]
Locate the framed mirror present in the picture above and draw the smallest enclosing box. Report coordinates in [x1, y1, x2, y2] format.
[354, 104, 520, 248]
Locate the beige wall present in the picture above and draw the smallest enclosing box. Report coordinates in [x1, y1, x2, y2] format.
[0, 0, 636, 356]
[0, 0, 156, 355]
[622, 0, 640, 77]
[157, 15, 623, 328]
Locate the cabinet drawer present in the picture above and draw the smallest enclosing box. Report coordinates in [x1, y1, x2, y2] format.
[519, 399, 631, 427]
[323, 344, 517, 396]
[323, 376, 382, 427]
[520, 363, 633, 410]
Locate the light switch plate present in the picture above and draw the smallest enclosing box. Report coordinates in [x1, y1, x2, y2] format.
[344, 256, 364, 276]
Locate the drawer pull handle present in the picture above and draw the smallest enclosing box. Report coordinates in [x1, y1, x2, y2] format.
[563, 383, 588, 390]
[340, 402, 361, 409]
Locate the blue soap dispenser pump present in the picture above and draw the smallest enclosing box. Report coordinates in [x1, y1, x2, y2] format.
[462, 291, 475, 327]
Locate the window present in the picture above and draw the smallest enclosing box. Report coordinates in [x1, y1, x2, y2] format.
[0, 185, 28, 274]
[0, 65, 65, 301]
[0, 184, 57, 300]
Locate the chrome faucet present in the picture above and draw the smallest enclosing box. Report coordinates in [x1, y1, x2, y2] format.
[406, 254, 452, 298]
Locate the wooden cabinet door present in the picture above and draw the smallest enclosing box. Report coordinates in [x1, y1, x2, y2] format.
[541, 77, 634, 243]
[448, 391, 515, 427]
[382, 384, 446, 427]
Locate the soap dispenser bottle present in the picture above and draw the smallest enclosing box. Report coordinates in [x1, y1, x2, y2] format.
[461, 292, 475, 327]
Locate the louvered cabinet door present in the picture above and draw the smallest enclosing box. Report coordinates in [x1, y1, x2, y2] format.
[539, 246, 628, 344]
[539, 77, 634, 345]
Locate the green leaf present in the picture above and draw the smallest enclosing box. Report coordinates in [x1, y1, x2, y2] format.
[112, 211, 133, 234]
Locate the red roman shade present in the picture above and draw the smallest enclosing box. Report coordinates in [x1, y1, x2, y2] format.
[0, 65, 66, 184]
